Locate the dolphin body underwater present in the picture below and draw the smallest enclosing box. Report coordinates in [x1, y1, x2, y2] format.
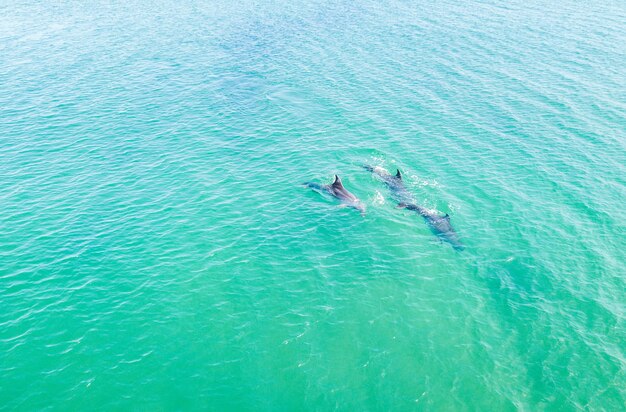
[304, 175, 366, 216]
[364, 165, 464, 251]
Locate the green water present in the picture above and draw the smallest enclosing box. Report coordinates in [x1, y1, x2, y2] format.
[1, 0, 625, 410]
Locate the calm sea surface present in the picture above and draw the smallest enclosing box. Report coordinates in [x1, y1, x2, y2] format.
[1, 1, 625, 410]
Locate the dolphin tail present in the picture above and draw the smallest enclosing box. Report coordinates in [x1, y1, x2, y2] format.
[362, 164, 375, 172]
[397, 203, 421, 212]
[303, 182, 323, 191]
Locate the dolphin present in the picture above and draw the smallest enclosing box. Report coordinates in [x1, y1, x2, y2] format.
[304, 175, 366, 215]
[363, 165, 413, 204]
[397, 202, 464, 251]
[364, 165, 464, 251]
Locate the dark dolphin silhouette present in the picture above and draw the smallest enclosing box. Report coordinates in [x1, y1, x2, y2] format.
[397, 202, 464, 251]
[363, 165, 413, 204]
[304, 175, 366, 216]
[364, 165, 463, 251]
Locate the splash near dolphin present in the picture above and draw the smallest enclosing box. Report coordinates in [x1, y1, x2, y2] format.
[304, 175, 366, 216]
[365, 165, 464, 251]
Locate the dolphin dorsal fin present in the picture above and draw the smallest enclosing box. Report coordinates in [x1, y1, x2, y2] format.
[332, 175, 344, 189]
[395, 169, 402, 180]
[444, 213, 450, 220]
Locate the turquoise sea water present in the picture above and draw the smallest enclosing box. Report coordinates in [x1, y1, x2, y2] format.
[1, 0, 625, 410]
